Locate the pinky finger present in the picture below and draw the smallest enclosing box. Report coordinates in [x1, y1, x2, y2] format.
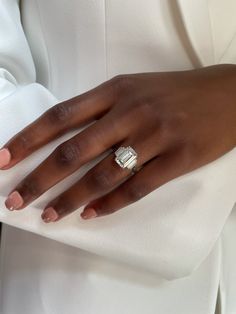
[81, 149, 188, 219]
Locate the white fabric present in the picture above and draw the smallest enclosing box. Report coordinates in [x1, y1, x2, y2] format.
[219, 205, 236, 314]
[0, 224, 222, 314]
[0, 0, 235, 313]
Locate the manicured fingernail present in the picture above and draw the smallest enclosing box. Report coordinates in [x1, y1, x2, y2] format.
[0, 148, 11, 168]
[81, 208, 98, 220]
[5, 191, 24, 211]
[42, 207, 59, 223]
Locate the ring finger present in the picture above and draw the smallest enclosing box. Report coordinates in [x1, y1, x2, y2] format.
[41, 134, 162, 222]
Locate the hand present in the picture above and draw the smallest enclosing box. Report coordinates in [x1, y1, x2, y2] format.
[0, 65, 236, 222]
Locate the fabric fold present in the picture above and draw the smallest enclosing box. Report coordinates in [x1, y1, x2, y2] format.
[177, 0, 215, 66]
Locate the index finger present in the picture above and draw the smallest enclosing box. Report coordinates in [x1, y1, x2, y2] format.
[0, 79, 116, 169]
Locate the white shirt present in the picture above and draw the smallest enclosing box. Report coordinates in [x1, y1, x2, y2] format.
[0, 1, 235, 313]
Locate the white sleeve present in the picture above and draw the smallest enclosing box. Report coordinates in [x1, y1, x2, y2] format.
[0, 0, 35, 97]
[0, 0, 235, 281]
[0, 0, 58, 106]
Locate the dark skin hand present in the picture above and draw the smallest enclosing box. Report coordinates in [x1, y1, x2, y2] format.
[0, 64, 235, 222]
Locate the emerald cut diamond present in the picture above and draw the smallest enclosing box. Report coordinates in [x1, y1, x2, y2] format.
[115, 146, 138, 170]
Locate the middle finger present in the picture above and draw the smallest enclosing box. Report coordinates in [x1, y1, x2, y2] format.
[5, 112, 128, 211]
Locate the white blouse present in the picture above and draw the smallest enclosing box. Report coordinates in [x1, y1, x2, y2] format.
[0, 1, 235, 313]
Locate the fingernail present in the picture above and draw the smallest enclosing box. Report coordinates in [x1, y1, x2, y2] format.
[42, 207, 59, 223]
[5, 191, 24, 211]
[0, 148, 11, 168]
[81, 207, 98, 220]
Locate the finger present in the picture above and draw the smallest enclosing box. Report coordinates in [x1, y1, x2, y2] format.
[5, 115, 162, 211]
[0, 79, 117, 169]
[4, 110, 128, 211]
[40, 135, 162, 223]
[81, 149, 190, 218]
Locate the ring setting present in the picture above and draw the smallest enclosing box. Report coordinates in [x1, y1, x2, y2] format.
[114, 146, 138, 170]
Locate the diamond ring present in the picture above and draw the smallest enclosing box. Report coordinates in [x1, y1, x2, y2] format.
[114, 146, 138, 170]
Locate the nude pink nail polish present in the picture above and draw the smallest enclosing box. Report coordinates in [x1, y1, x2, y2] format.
[0, 148, 11, 168]
[5, 191, 24, 210]
[42, 207, 59, 223]
[81, 208, 98, 220]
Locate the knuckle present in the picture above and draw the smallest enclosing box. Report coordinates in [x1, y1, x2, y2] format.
[55, 141, 80, 167]
[170, 112, 189, 130]
[158, 116, 177, 141]
[165, 111, 188, 130]
[90, 169, 114, 191]
[158, 112, 189, 144]
[112, 74, 135, 95]
[52, 195, 75, 216]
[18, 177, 41, 200]
[137, 97, 155, 116]
[126, 183, 150, 202]
[15, 133, 32, 151]
[47, 102, 72, 124]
